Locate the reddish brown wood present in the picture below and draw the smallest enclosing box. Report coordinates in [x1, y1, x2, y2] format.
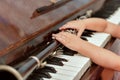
[0, 0, 105, 65]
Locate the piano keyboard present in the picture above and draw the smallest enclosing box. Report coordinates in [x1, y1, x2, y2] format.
[27, 0, 120, 80]
[107, 7, 120, 24]
[93, 0, 120, 24]
[27, 30, 112, 80]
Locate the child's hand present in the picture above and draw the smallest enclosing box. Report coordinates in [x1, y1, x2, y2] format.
[59, 20, 86, 37]
[52, 31, 82, 51]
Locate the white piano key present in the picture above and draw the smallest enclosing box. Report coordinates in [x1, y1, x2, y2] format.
[43, 78, 57, 80]
[56, 55, 90, 68]
[54, 68, 77, 76]
[46, 64, 80, 72]
[49, 73, 74, 80]
[55, 54, 91, 80]
[73, 59, 91, 80]
[107, 17, 120, 24]
[85, 32, 111, 47]
[43, 68, 77, 80]
[45, 58, 91, 80]
[43, 65, 78, 80]
[107, 8, 120, 24]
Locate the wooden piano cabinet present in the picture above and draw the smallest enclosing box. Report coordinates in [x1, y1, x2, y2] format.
[80, 64, 103, 80]
[80, 37, 116, 80]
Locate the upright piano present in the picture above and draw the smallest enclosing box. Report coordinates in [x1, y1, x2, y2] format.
[0, 0, 120, 80]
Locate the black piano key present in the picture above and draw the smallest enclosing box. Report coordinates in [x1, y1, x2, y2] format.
[51, 57, 68, 62]
[82, 30, 94, 36]
[47, 60, 64, 66]
[46, 57, 64, 66]
[63, 47, 77, 56]
[44, 66, 57, 73]
[81, 32, 92, 37]
[85, 29, 96, 33]
[76, 29, 94, 37]
[27, 75, 44, 80]
[48, 56, 68, 62]
[84, 30, 93, 34]
[35, 66, 57, 73]
[104, 11, 114, 15]
[32, 72, 51, 79]
[81, 36, 88, 41]
[85, 31, 94, 35]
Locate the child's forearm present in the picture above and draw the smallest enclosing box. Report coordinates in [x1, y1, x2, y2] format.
[82, 18, 107, 32]
[82, 18, 120, 38]
[77, 39, 120, 71]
